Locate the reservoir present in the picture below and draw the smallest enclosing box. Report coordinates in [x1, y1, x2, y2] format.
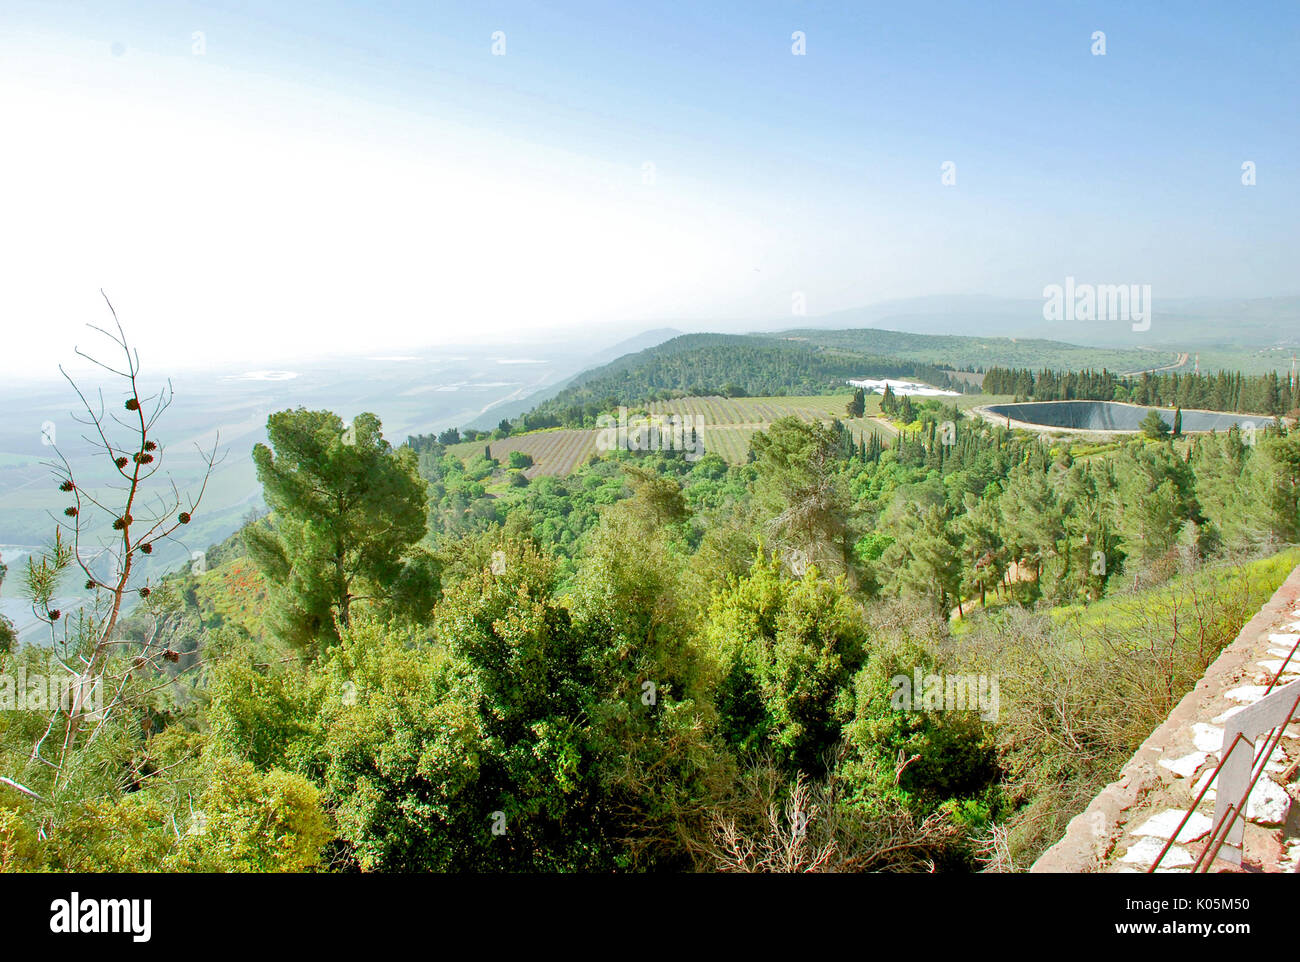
[982, 400, 1271, 433]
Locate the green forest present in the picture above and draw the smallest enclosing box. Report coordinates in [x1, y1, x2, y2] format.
[2, 329, 1299, 873]
[982, 366, 1295, 414]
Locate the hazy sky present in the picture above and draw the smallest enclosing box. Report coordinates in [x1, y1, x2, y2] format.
[1, 1, 1297, 375]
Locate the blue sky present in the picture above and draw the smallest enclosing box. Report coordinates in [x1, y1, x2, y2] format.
[1, 1, 1297, 371]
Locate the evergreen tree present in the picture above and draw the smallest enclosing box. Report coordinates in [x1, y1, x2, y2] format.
[880, 383, 897, 415]
[246, 409, 431, 651]
[1140, 409, 1171, 438]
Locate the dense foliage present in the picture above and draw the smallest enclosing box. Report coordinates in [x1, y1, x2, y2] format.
[483, 334, 976, 435]
[983, 366, 1297, 415]
[3, 338, 1298, 874]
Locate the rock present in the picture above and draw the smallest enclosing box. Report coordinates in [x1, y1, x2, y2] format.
[1246, 778, 1290, 826]
[1267, 633, 1300, 645]
[1160, 751, 1209, 778]
[1193, 768, 1217, 799]
[1253, 740, 1289, 767]
[1120, 836, 1193, 867]
[1133, 809, 1213, 843]
[1282, 840, 1300, 873]
[1226, 685, 1270, 704]
[1192, 723, 1224, 753]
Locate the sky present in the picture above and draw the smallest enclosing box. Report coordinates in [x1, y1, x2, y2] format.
[1, 0, 1297, 376]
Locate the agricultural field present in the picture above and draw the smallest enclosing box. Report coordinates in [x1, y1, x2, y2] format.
[446, 393, 925, 475]
[447, 429, 599, 478]
[645, 394, 867, 424]
[650, 394, 897, 461]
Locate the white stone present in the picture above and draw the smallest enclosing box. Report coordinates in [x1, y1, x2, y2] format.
[1267, 648, 1295, 658]
[1246, 777, 1290, 826]
[1192, 723, 1224, 753]
[1226, 685, 1270, 704]
[1254, 742, 1289, 768]
[1119, 836, 1194, 867]
[1268, 633, 1300, 645]
[1193, 768, 1217, 799]
[1133, 809, 1213, 843]
[1258, 660, 1286, 673]
[1282, 840, 1300, 873]
[1160, 751, 1209, 778]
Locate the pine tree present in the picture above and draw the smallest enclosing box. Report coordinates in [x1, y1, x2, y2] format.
[246, 409, 431, 651]
[881, 383, 897, 415]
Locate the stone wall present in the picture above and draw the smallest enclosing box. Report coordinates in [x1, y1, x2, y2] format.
[1031, 562, 1300, 873]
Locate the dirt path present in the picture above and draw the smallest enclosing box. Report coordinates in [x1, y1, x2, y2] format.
[1121, 351, 1190, 377]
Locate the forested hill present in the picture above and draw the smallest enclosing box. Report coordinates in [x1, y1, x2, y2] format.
[501, 329, 1179, 432]
[506, 333, 967, 429]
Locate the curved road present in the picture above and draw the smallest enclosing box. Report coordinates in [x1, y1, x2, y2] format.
[1121, 351, 1190, 377]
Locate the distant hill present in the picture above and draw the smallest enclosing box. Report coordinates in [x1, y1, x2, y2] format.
[517, 327, 1184, 420]
[521, 332, 972, 415]
[464, 326, 682, 429]
[766, 328, 1171, 373]
[750, 294, 1300, 362]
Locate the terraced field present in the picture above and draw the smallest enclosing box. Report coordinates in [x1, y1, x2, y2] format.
[446, 393, 932, 475]
[448, 429, 599, 478]
[646, 395, 866, 424]
[651, 394, 899, 460]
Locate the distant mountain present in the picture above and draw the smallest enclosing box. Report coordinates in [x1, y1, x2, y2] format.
[463, 326, 682, 429]
[746, 294, 1300, 356]
[582, 327, 684, 368]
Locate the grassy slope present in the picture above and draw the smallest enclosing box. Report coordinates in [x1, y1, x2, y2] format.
[1049, 546, 1300, 651]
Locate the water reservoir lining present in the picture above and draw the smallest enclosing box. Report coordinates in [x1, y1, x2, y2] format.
[984, 401, 1267, 433]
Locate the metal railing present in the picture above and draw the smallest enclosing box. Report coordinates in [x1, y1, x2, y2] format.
[1148, 630, 1300, 873]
